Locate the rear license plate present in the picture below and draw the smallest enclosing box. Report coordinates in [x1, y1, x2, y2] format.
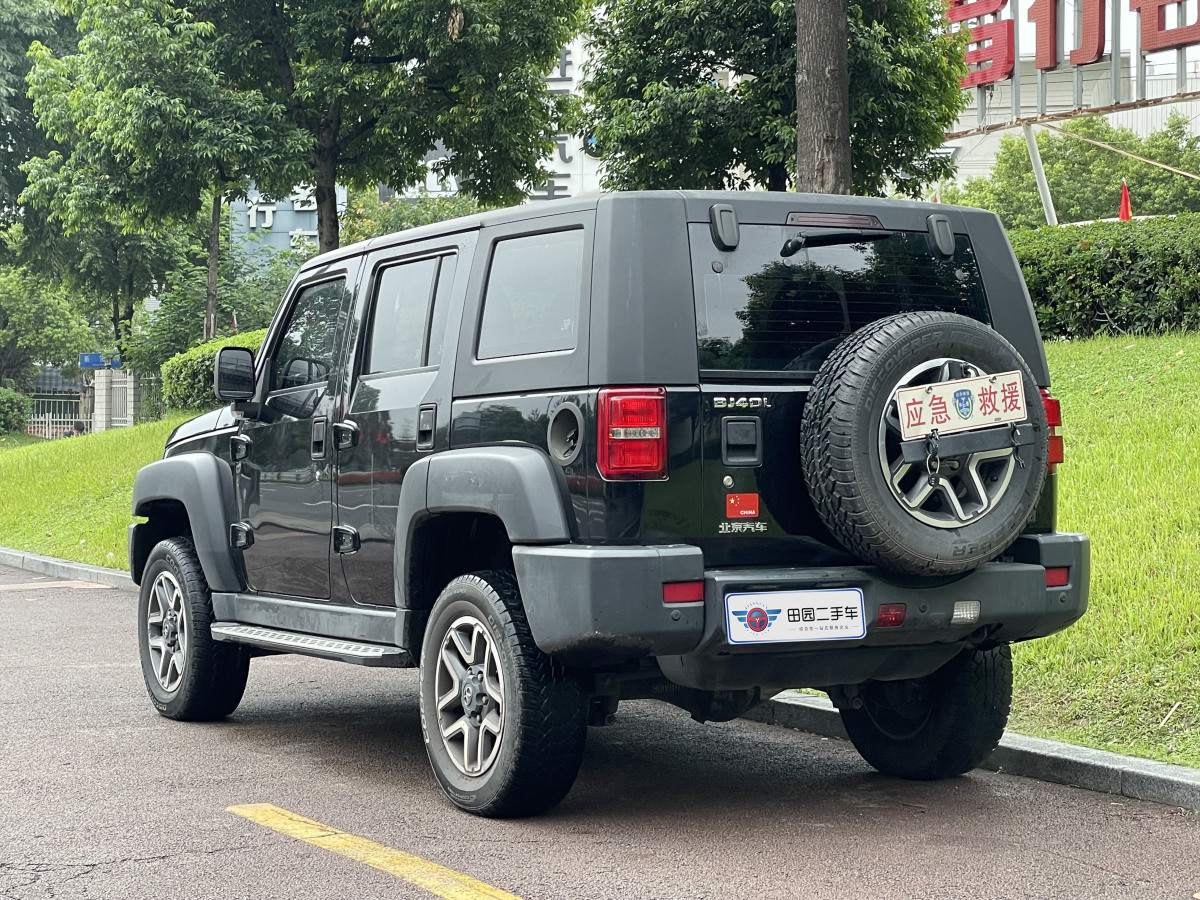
[725, 589, 866, 644]
[895, 370, 1026, 441]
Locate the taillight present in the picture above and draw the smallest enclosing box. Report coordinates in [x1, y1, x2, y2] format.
[1045, 567, 1070, 588]
[876, 603, 906, 627]
[597, 387, 668, 480]
[1041, 388, 1064, 472]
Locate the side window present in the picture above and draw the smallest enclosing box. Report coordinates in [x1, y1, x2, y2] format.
[364, 258, 440, 374]
[425, 255, 457, 368]
[271, 279, 348, 392]
[477, 229, 583, 360]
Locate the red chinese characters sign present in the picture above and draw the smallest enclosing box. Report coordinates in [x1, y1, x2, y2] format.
[894, 370, 1027, 442]
[952, 0, 1200, 89]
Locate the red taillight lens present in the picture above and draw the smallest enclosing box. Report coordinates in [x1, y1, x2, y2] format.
[1041, 388, 1064, 472]
[1045, 567, 1070, 588]
[876, 603, 906, 627]
[663, 581, 704, 604]
[598, 388, 668, 480]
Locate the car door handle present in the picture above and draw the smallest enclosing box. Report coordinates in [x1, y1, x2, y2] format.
[311, 416, 328, 460]
[333, 420, 359, 451]
[417, 405, 436, 451]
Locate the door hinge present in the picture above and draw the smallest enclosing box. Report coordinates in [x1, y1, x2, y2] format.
[230, 434, 252, 462]
[332, 525, 361, 554]
[333, 420, 359, 451]
[229, 522, 254, 550]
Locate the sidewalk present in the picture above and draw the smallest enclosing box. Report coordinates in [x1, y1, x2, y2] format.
[3, 544, 1198, 811]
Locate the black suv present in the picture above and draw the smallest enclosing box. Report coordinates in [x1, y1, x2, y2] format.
[130, 191, 1088, 817]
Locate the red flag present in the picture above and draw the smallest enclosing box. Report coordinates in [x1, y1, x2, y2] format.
[1119, 179, 1132, 221]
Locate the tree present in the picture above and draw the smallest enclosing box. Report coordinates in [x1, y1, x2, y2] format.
[24, 0, 306, 340]
[795, 1, 850, 194]
[582, 0, 966, 195]
[340, 188, 484, 245]
[944, 114, 1200, 229]
[59, 0, 587, 254]
[0, 265, 91, 390]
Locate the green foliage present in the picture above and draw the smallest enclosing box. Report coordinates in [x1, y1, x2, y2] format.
[1009, 215, 1200, 339]
[160, 328, 267, 411]
[341, 189, 485, 245]
[0, 264, 91, 390]
[582, 0, 966, 195]
[125, 236, 306, 374]
[944, 114, 1200, 228]
[0, 385, 32, 433]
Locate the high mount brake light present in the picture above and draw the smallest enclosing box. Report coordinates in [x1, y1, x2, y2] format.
[597, 388, 668, 480]
[1041, 389, 1064, 472]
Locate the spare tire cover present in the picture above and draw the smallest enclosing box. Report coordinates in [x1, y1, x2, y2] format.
[800, 311, 1049, 575]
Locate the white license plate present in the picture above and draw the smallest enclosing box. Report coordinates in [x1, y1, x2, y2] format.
[895, 370, 1027, 441]
[725, 589, 866, 644]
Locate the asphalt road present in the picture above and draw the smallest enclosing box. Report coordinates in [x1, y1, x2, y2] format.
[2, 563, 1197, 900]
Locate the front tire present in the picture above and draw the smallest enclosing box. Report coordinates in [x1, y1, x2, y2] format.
[419, 571, 586, 818]
[839, 645, 1012, 780]
[137, 537, 250, 721]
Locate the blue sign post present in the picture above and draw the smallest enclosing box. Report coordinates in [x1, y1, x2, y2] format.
[79, 353, 121, 369]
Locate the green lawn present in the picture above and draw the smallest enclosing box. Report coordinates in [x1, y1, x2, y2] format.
[0, 414, 193, 568]
[1010, 334, 1200, 767]
[0, 431, 50, 451]
[0, 338, 1198, 767]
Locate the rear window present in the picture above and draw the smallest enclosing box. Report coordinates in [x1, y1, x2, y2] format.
[691, 224, 990, 374]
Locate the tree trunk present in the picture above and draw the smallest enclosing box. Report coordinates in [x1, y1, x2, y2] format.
[205, 192, 221, 341]
[795, 1, 852, 194]
[314, 149, 339, 254]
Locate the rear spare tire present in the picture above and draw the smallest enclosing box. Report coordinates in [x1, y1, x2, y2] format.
[801, 311, 1048, 575]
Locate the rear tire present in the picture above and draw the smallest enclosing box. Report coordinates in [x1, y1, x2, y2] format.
[419, 570, 587, 818]
[137, 537, 250, 720]
[839, 645, 1012, 780]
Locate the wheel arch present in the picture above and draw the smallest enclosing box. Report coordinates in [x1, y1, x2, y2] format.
[130, 454, 243, 592]
[393, 446, 574, 650]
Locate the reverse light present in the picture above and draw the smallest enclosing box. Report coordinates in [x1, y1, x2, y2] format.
[663, 581, 704, 604]
[598, 388, 668, 480]
[952, 601, 981, 625]
[1045, 567, 1070, 588]
[876, 603, 906, 627]
[1041, 388, 1064, 472]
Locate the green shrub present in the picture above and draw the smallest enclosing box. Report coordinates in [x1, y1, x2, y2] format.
[0, 387, 33, 434]
[161, 329, 268, 411]
[1010, 214, 1200, 338]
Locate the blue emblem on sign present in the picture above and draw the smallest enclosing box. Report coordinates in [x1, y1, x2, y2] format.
[733, 607, 781, 633]
[953, 388, 973, 419]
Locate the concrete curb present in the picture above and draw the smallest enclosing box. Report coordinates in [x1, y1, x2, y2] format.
[0, 547, 136, 592]
[745, 691, 1200, 811]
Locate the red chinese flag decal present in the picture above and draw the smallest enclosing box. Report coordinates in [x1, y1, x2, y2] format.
[726, 493, 759, 519]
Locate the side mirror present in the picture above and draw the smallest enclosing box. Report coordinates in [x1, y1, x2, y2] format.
[215, 347, 256, 401]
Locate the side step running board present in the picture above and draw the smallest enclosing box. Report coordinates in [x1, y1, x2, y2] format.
[210, 623, 413, 668]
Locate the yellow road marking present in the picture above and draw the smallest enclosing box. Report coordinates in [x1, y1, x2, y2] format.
[228, 804, 524, 900]
[0, 580, 107, 591]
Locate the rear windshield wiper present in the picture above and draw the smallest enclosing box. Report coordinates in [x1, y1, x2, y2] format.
[780, 228, 895, 258]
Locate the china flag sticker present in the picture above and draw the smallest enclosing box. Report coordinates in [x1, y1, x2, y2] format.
[726, 493, 759, 518]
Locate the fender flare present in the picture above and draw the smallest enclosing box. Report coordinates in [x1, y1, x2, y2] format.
[392, 446, 573, 624]
[130, 453, 243, 592]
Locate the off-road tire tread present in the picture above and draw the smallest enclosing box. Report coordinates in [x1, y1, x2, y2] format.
[801, 311, 1046, 574]
[140, 537, 250, 721]
[841, 645, 1013, 780]
[423, 570, 586, 818]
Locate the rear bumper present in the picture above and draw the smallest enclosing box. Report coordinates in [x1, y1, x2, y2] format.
[513, 533, 1089, 688]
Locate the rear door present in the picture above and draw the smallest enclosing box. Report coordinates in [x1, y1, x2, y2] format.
[689, 212, 992, 567]
[333, 234, 471, 605]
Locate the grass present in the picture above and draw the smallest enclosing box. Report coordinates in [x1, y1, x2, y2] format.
[1, 339, 1198, 768]
[1009, 334, 1200, 767]
[0, 431, 50, 451]
[0, 414, 193, 568]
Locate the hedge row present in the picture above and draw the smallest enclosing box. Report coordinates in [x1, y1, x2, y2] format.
[0, 387, 32, 433]
[161, 329, 268, 411]
[1009, 214, 1200, 339]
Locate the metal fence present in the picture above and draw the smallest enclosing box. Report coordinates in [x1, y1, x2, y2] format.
[27, 395, 85, 439]
[110, 371, 134, 428]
